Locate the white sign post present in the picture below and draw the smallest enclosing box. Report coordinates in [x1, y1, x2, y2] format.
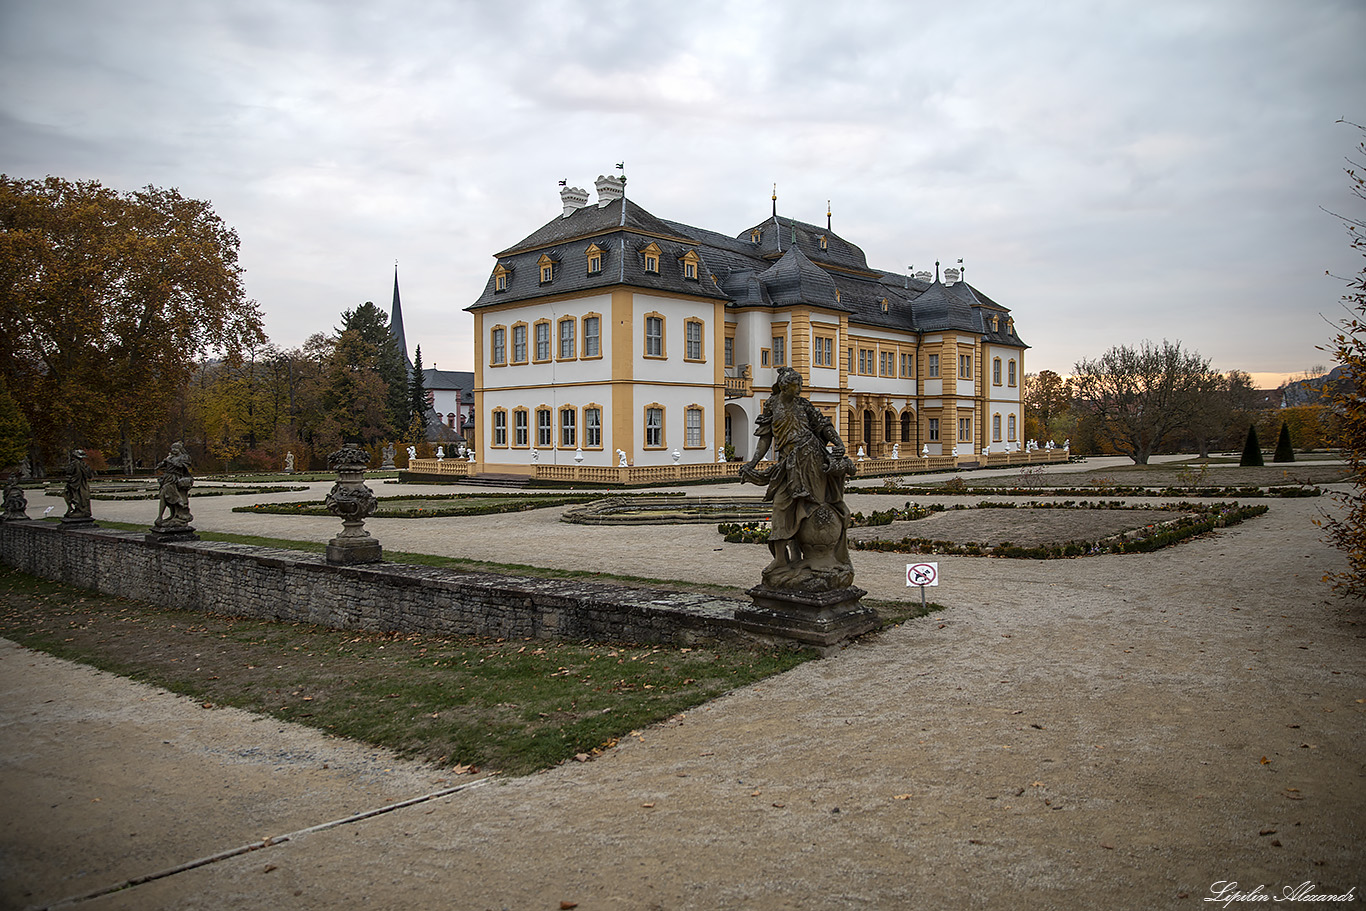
[906, 562, 939, 611]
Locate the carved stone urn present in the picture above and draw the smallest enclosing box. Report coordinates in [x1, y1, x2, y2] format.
[324, 444, 381, 564]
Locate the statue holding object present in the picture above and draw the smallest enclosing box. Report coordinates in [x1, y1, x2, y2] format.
[739, 367, 857, 592]
[151, 441, 195, 535]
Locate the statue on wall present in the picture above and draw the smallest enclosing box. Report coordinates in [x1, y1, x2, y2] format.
[62, 449, 94, 521]
[284, 451, 295, 473]
[381, 442, 397, 469]
[153, 442, 195, 530]
[150, 442, 196, 535]
[739, 367, 856, 592]
[3, 473, 28, 521]
[407, 445, 417, 461]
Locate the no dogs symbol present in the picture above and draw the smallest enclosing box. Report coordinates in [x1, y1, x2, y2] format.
[906, 562, 939, 587]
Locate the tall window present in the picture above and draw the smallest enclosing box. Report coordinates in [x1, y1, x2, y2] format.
[993, 414, 1002, 441]
[958, 417, 971, 441]
[725, 337, 734, 367]
[537, 408, 552, 447]
[645, 316, 663, 357]
[959, 353, 972, 377]
[1008, 359, 1017, 386]
[588, 252, 602, 274]
[928, 418, 940, 441]
[493, 410, 507, 446]
[1008, 414, 1017, 441]
[491, 327, 506, 365]
[583, 316, 601, 357]
[685, 407, 703, 447]
[514, 409, 528, 447]
[901, 411, 912, 442]
[585, 407, 602, 447]
[884, 411, 894, 443]
[900, 352, 914, 377]
[686, 320, 704, 360]
[559, 319, 575, 359]
[928, 354, 940, 378]
[645, 407, 663, 447]
[540, 263, 554, 283]
[993, 358, 1002, 385]
[513, 325, 527, 363]
[560, 408, 576, 447]
[814, 336, 833, 367]
[772, 336, 785, 367]
[494, 272, 507, 292]
[535, 322, 550, 361]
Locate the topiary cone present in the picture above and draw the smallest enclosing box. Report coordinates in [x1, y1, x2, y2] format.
[1240, 425, 1264, 467]
[1272, 421, 1295, 463]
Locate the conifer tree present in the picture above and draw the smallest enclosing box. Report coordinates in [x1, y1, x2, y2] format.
[1239, 424, 1264, 467]
[408, 345, 429, 439]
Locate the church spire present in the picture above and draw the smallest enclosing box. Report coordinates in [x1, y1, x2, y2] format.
[389, 263, 413, 375]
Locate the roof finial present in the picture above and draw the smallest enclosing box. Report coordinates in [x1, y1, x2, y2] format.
[827, 199, 832, 231]
[957, 257, 965, 281]
[935, 260, 940, 282]
[771, 183, 777, 217]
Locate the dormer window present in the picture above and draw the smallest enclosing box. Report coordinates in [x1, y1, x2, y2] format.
[750, 229, 761, 243]
[641, 242, 662, 274]
[680, 249, 700, 281]
[880, 298, 889, 313]
[537, 253, 557, 284]
[493, 264, 510, 293]
[819, 235, 828, 251]
[585, 243, 603, 275]
[991, 315, 999, 332]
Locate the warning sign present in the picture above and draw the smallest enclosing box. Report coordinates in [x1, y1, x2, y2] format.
[906, 563, 939, 587]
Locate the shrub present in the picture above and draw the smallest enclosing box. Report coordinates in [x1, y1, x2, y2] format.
[1273, 421, 1295, 463]
[1240, 425, 1264, 467]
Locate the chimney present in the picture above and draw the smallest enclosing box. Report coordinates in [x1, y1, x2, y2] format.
[560, 185, 589, 218]
[913, 270, 933, 283]
[595, 174, 625, 208]
[944, 266, 960, 285]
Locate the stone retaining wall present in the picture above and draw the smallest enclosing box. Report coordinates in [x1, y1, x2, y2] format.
[0, 521, 761, 648]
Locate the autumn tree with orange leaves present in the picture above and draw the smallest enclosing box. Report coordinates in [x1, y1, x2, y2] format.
[0, 175, 264, 473]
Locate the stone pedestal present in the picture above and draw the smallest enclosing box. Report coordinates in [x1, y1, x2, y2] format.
[324, 444, 382, 566]
[60, 516, 98, 530]
[736, 584, 879, 648]
[326, 537, 383, 564]
[145, 526, 199, 543]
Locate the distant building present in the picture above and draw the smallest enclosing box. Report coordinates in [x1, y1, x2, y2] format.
[467, 177, 1028, 472]
[423, 367, 474, 438]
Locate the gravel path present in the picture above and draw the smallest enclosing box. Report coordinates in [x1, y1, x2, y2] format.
[2, 457, 1363, 910]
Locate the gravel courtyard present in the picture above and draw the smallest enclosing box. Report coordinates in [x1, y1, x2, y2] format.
[1, 457, 1362, 910]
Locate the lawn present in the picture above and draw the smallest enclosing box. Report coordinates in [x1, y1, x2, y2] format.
[0, 567, 815, 776]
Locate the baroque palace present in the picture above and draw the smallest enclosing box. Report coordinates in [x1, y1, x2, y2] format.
[467, 175, 1027, 474]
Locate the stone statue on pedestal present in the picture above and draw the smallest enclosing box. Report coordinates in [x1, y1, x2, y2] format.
[739, 367, 857, 593]
[62, 449, 95, 526]
[735, 368, 876, 646]
[3, 473, 28, 521]
[151, 442, 196, 538]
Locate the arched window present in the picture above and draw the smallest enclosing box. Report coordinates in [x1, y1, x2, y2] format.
[901, 411, 912, 442]
[993, 414, 1002, 441]
[1008, 414, 1017, 441]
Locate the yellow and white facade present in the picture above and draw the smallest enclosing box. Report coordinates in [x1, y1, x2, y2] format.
[468, 178, 1027, 473]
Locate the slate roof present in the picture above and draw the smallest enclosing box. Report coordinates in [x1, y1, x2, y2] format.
[467, 196, 1027, 347]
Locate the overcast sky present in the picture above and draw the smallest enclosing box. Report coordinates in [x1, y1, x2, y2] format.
[3, 0, 1363, 387]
